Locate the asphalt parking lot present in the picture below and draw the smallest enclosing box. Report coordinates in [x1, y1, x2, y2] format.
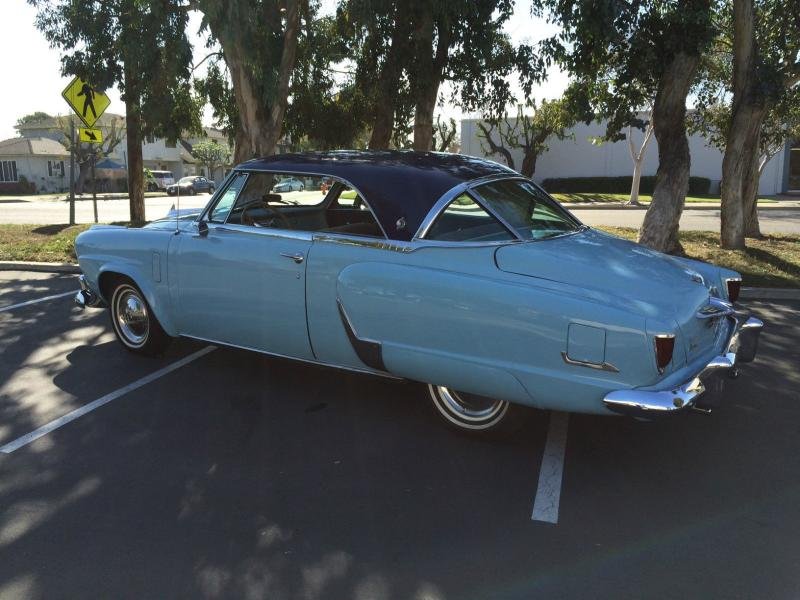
[0, 270, 799, 600]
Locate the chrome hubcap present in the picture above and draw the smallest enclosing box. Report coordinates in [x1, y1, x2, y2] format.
[115, 288, 149, 346]
[434, 386, 507, 423]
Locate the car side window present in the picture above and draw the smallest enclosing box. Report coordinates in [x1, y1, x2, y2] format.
[208, 172, 247, 223]
[425, 194, 515, 242]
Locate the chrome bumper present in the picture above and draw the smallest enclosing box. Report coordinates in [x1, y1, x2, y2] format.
[603, 313, 763, 418]
[74, 275, 105, 309]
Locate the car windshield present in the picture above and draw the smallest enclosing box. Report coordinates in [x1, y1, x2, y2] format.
[472, 179, 582, 240]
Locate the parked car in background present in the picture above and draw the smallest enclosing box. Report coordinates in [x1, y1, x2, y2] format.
[272, 177, 304, 192]
[146, 170, 174, 192]
[166, 176, 215, 196]
[74, 151, 762, 437]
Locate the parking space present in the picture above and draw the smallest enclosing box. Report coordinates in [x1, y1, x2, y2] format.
[0, 272, 798, 599]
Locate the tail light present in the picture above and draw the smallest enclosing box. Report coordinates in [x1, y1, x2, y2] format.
[654, 334, 675, 373]
[726, 278, 741, 303]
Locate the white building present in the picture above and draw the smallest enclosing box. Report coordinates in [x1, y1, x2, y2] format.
[460, 117, 799, 195]
[0, 137, 72, 194]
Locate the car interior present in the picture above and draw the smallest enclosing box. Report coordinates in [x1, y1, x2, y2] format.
[215, 172, 385, 238]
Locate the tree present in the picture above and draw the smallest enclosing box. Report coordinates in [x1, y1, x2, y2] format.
[699, 0, 800, 248]
[540, 0, 716, 253]
[626, 110, 655, 206]
[191, 139, 230, 180]
[15, 112, 52, 130]
[432, 116, 458, 152]
[475, 98, 576, 177]
[56, 116, 126, 194]
[30, 0, 203, 224]
[193, 0, 303, 163]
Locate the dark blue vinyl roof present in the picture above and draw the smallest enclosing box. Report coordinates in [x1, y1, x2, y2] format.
[238, 150, 517, 241]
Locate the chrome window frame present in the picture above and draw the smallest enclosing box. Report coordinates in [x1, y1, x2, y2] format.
[414, 174, 585, 243]
[197, 167, 390, 240]
[204, 171, 250, 224]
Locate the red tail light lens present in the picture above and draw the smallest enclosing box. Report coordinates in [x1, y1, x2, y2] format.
[654, 335, 675, 372]
[726, 278, 741, 303]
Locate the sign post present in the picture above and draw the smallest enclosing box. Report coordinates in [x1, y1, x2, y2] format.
[69, 117, 75, 225]
[61, 76, 111, 226]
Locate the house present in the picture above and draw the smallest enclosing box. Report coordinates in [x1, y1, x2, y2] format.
[15, 114, 233, 185]
[0, 137, 71, 194]
[460, 117, 799, 195]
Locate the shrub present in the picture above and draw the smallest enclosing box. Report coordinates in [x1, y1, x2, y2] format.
[541, 175, 711, 195]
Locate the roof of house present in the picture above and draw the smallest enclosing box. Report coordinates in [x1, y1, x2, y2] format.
[0, 137, 69, 157]
[16, 113, 126, 132]
[239, 150, 516, 241]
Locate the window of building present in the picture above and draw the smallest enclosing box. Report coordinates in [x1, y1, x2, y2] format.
[0, 160, 18, 183]
[47, 160, 65, 177]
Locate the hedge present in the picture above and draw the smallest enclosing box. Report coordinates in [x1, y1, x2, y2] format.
[541, 175, 711, 196]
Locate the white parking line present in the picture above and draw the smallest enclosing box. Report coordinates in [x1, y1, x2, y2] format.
[0, 290, 77, 313]
[0, 346, 216, 454]
[531, 411, 570, 524]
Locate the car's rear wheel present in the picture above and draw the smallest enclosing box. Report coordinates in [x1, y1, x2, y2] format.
[109, 281, 171, 356]
[427, 384, 527, 436]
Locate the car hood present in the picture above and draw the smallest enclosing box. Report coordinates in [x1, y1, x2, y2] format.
[494, 228, 712, 320]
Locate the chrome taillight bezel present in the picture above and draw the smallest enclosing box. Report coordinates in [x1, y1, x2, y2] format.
[654, 333, 676, 374]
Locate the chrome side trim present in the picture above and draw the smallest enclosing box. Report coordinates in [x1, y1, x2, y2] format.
[210, 222, 314, 242]
[179, 334, 402, 380]
[336, 298, 387, 371]
[560, 351, 620, 373]
[312, 233, 414, 253]
[696, 297, 735, 319]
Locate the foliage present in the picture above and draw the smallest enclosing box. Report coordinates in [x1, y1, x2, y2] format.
[476, 96, 577, 176]
[191, 139, 230, 176]
[537, 0, 715, 139]
[15, 112, 53, 130]
[432, 116, 459, 152]
[543, 176, 712, 196]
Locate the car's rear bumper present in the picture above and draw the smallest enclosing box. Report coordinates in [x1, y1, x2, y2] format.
[74, 274, 106, 309]
[603, 312, 763, 418]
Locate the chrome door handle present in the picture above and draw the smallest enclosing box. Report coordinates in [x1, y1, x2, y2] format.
[280, 252, 304, 264]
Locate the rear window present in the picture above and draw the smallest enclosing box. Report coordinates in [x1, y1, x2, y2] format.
[425, 194, 514, 242]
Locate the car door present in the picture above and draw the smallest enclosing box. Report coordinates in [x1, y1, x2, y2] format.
[172, 171, 314, 359]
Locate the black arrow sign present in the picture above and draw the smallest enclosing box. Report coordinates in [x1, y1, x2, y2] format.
[85, 130, 98, 141]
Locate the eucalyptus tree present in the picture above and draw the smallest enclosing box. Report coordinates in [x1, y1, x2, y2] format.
[704, 0, 800, 248]
[539, 0, 716, 253]
[476, 97, 577, 178]
[192, 0, 304, 163]
[30, 0, 202, 224]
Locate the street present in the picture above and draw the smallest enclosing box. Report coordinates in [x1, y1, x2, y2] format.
[0, 270, 798, 599]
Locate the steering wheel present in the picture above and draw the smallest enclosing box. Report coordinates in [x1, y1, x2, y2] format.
[239, 199, 293, 229]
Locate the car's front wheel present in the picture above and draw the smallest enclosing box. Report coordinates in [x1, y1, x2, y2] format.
[427, 384, 528, 436]
[109, 281, 171, 356]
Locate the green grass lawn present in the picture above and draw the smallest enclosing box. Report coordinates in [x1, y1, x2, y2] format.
[552, 193, 777, 204]
[1, 223, 797, 288]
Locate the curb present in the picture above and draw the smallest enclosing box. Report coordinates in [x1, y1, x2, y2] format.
[0, 261, 80, 274]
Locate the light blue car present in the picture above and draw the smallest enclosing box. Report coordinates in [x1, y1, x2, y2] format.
[74, 151, 762, 436]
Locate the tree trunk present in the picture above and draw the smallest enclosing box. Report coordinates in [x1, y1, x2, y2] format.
[123, 63, 146, 225]
[75, 160, 91, 195]
[629, 159, 644, 206]
[638, 52, 699, 253]
[411, 9, 449, 151]
[212, 0, 300, 164]
[743, 151, 764, 237]
[368, 13, 406, 149]
[520, 151, 537, 178]
[720, 0, 766, 249]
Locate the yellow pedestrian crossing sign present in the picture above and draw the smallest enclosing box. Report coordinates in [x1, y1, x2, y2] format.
[78, 128, 103, 144]
[62, 77, 110, 128]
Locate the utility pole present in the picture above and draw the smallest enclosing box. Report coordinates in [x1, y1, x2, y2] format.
[69, 116, 76, 225]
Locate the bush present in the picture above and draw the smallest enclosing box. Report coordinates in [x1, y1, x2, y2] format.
[541, 175, 711, 195]
[0, 177, 36, 195]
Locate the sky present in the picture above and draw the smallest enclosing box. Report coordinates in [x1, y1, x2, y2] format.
[0, 0, 567, 141]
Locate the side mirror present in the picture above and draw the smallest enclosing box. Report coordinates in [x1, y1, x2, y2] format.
[197, 220, 209, 237]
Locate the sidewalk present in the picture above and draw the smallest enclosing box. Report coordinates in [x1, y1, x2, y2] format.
[566, 200, 800, 211]
[0, 192, 165, 203]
